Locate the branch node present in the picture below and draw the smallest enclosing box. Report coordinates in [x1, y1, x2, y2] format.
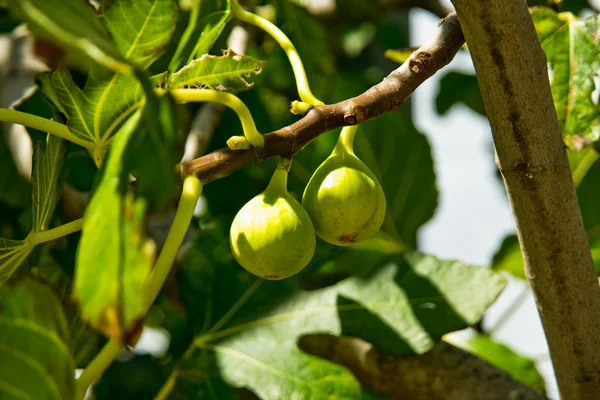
[409, 52, 433, 74]
[343, 101, 367, 125]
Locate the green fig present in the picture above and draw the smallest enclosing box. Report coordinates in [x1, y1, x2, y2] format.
[230, 159, 316, 280]
[302, 125, 386, 246]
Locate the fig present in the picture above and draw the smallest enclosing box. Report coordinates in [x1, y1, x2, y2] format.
[230, 159, 316, 280]
[302, 125, 386, 246]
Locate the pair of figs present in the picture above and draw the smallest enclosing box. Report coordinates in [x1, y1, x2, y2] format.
[230, 126, 386, 280]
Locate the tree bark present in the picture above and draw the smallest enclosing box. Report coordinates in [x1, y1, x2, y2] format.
[298, 335, 548, 400]
[450, 1, 600, 398]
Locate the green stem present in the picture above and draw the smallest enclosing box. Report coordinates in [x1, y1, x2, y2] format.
[169, 89, 264, 148]
[75, 176, 203, 399]
[231, 0, 323, 106]
[146, 175, 203, 304]
[75, 340, 122, 400]
[30, 218, 84, 245]
[264, 159, 291, 196]
[572, 149, 599, 189]
[0, 108, 93, 151]
[334, 125, 358, 155]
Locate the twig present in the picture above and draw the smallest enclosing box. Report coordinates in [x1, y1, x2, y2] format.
[179, 13, 465, 183]
[298, 335, 548, 400]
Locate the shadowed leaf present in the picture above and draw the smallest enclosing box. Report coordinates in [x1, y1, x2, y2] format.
[0, 277, 75, 400]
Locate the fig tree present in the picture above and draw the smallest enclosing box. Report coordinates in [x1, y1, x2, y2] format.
[230, 159, 316, 279]
[302, 125, 386, 246]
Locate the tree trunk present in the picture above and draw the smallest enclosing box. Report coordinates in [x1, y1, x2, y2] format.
[450, 1, 600, 398]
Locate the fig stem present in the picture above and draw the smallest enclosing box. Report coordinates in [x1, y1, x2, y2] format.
[265, 158, 291, 195]
[334, 125, 359, 155]
[170, 89, 264, 148]
[231, 0, 323, 106]
[75, 175, 203, 399]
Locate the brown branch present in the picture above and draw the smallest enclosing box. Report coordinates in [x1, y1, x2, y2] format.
[450, 1, 600, 399]
[179, 12, 464, 184]
[298, 335, 548, 400]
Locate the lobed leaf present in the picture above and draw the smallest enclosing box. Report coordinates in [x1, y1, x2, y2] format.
[39, 0, 178, 165]
[169, 50, 266, 92]
[162, 222, 506, 399]
[0, 277, 75, 400]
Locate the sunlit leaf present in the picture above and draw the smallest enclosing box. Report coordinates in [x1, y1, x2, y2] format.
[100, 0, 178, 69]
[447, 334, 546, 392]
[161, 222, 506, 399]
[39, 0, 178, 165]
[532, 7, 600, 148]
[6, 0, 128, 71]
[31, 135, 68, 232]
[0, 277, 75, 400]
[74, 111, 155, 341]
[168, 0, 232, 73]
[169, 50, 266, 92]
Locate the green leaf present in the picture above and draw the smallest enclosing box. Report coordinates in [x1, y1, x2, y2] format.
[491, 235, 526, 280]
[532, 7, 600, 148]
[436, 71, 486, 116]
[447, 334, 546, 392]
[0, 238, 33, 282]
[355, 110, 438, 249]
[168, 0, 232, 73]
[124, 75, 182, 210]
[40, 0, 178, 164]
[100, 0, 179, 69]
[74, 111, 154, 341]
[31, 255, 103, 368]
[31, 135, 68, 232]
[163, 222, 506, 399]
[0, 276, 75, 400]
[169, 50, 266, 92]
[6, 0, 128, 72]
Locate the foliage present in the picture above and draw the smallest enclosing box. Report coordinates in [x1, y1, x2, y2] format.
[4, 0, 596, 398]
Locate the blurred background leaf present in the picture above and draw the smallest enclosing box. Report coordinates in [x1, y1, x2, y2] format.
[0, 276, 75, 400]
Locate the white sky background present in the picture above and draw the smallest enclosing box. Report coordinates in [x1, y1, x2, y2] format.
[410, 8, 558, 398]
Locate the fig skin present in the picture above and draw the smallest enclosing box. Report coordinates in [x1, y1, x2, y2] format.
[230, 165, 316, 280]
[302, 133, 386, 246]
